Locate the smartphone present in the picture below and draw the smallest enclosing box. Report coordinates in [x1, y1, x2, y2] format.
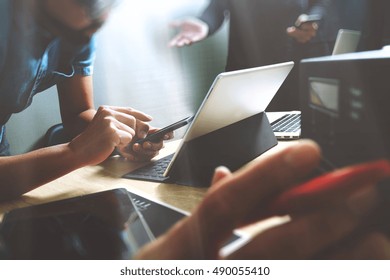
[295, 14, 321, 28]
[135, 115, 194, 145]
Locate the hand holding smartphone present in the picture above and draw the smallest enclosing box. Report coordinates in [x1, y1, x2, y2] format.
[135, 116, 194, 145]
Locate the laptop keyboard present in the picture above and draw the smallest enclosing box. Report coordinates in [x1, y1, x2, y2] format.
[122, 154, 174, 182]
[271, 113, 301, 133]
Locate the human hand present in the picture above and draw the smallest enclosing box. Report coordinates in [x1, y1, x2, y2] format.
[68, 106, 152, 166]
[135, 140, 321, 259]
[118, 127, 174, 162]
[168, 17, 209, 47]
[287, 14, 319, 44]
[225, 190, 390, 259]
[135, 140, 390, 259]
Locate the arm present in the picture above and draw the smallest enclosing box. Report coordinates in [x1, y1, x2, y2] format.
[0, 144, 86, 201]
[168, 0, 228, 47]
[0, 105, 153, 201]
[0, 76, 94, 200]
[287, 0, 333, 43]
[307, 0, 332, 19]
[198, 0, 229, 36]
[0, 74, 162, 201]
[56, 38, 162, 161]
[57, 74, 96, 137]
[57, 74, 165, 162]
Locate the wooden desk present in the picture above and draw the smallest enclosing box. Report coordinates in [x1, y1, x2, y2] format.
[0, 139, 292, 236]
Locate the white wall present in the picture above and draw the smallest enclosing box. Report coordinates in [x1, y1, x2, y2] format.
[6, 0, 228, 154]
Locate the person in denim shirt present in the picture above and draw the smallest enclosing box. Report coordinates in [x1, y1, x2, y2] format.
[0, 0, 169, 200]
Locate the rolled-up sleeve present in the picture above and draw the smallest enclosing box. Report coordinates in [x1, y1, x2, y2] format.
[72, 36, 97, 76]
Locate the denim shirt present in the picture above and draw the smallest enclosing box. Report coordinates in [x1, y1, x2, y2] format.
[0, 0, 97, 155]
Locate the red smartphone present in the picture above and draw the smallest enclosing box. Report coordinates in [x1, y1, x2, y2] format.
[268, 159, 390, 215]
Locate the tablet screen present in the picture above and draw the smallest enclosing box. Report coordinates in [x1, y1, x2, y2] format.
[0, 188, 153, 259]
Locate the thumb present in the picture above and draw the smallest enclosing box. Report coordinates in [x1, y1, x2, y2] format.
[210, 166, 232, 189]
[286, 26, 296, 34]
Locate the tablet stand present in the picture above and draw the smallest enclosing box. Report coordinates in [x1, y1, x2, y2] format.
[167, 112, 277, 187]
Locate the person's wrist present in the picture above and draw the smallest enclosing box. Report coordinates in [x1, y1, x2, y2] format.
[65, 141, 92, 168]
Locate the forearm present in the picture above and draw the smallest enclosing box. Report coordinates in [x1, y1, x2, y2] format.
[308, 0, 332, 18]
[63, 108, 96, 137]
[0, 144, 85, 201]
[57, 75, 96, 137]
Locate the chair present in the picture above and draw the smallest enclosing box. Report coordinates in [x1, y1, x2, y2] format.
[44, 124, 71, 147]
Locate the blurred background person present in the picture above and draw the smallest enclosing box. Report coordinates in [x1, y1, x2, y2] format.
[169, 0, 335, 111]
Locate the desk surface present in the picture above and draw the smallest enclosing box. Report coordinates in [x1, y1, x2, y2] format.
[0, 139, 292, 236]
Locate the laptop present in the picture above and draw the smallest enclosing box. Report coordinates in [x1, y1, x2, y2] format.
[268, 111, 301, 140]
[269, 29, 362, 140]
[123, 61, 294, 186]
[332, 29, 362, 56]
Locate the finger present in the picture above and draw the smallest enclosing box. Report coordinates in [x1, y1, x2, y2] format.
[299, 22, 316, 31]
[99, 107, 152, 141]
[95, 111, 136, 142]
[169, 35, 184, 47]
[112, 111, 137, 131]
[169, 40, 179, 48]
[163, 131, 174, 140]
[177, 37, 192, 46]
[135, 120, 150, 139]
[227, 185, 379, 259]
[286, 26, 297, 36]
[190, 140, 321, 257]
[296, 24, 316, 38]
[122, 149, 159, 162]
[108, 118, 136, 148]
[127, 139, 163, 162]
[96, 106, 147, 130]
[210, 166, 232, 186]
[287, 28, 306, 42]
[100, 106, 152, 122]
[286, 27, 311, 43]
[174, 37, 186, 47]
[116, 130, 134, 149]
[133, 140, 164, 152]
